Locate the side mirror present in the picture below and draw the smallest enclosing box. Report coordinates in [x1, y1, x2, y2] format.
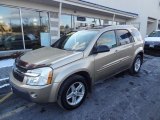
[93, 45, 110, 54]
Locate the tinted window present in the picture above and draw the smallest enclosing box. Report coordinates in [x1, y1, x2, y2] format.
[97, 31, 117, 49]
[116, 30, 133, 45]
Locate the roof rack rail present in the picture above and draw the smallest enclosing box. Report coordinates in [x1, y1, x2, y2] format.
[63, 25, 112, 35]
[90, 25, 112, 29]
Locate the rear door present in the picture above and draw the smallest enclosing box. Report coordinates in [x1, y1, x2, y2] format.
[115, 29, 135, 70]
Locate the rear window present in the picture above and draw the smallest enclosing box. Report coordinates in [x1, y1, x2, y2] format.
[148, 31, 160, 37]
[131, 29, 142, 41]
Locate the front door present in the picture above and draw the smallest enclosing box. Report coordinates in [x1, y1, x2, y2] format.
[94, 30, 120, 81]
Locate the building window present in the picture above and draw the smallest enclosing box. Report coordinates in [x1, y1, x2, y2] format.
[0, 6, 22, 51]
[74, 16, 102, 30]
[103, 19, 126, 25]
[118, 22, 126, 25]
[100, 19, 104, 25]
[60, 14, 72, 36]
[0, 6, 50, 51]
[21, 9, 50, 49]
[94, 19, 101, 26]
[61, 15, 102, 33]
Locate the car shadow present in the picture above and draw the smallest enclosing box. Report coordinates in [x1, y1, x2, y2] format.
[145, 49, 160, 57]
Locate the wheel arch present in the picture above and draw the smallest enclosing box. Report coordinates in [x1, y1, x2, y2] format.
[57, 71, 92, 100]
[137, 51, 144, 62]
[134, 47, 144, 61]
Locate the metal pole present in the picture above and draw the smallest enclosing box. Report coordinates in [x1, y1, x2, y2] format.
[112, 14, 116, 25]
[19, 8, 25, 50]
[58, 1, 62, 38]
[48, 12, 52, 46]
[156, 20, 159, 30]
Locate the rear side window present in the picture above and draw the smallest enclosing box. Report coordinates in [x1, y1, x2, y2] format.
[131, 29, 142, 41]
[116, 30, 133, 45]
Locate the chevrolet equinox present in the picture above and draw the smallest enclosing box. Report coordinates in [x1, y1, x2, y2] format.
[10, 25, 144, 110]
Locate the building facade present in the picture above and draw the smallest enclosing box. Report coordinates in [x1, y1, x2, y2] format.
[0, 0, 159, 55]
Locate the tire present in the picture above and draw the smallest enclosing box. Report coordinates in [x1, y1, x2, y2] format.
[57, 75, 88, 110]
[129, 55, 142, 74]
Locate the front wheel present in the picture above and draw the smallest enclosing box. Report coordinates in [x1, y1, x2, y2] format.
[129, 55, 142, 74]
[57, 75, 88, 110]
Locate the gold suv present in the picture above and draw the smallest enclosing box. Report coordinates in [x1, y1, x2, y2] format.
[10, 25, 144, 110]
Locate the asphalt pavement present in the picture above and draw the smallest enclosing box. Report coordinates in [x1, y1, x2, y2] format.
[0, 53, 160, 120]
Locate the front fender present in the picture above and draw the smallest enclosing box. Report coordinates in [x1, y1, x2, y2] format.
[49, 56, 94, 102]
[53, 57, 94, 84]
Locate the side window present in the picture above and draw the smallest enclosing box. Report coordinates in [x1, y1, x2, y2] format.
[24, 35, 31, 40]
[15, 36, 22, 41]
[116, 30, 133, 46]
[97, 31, 117, 49]
[131, 29, 142, 41]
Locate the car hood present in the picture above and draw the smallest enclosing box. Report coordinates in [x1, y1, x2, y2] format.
[145, 37, 160, 42]
[19, 47, 83, 69]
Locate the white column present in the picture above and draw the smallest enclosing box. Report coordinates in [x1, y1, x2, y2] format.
[58, 1, 62, 38]
[156, 19, 159, 30]
[112, 14, 116, 25]
[19, 8, 25, 50]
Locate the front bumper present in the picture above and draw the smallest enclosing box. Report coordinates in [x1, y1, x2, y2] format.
[10, 72, 60, 103]
[145, 42, 160, 50]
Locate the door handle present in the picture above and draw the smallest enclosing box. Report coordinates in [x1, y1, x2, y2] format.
[114, 50, 118, 54]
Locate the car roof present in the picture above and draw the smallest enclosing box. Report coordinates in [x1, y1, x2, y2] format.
[78, 25, 136, 33]
[65, 25, 136, 35]
[90, 25, 136, 31]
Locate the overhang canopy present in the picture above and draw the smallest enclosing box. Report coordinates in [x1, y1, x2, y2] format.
[27, 0, 138, 19]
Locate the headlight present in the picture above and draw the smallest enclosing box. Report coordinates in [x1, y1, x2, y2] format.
[24, 67, 53, 86]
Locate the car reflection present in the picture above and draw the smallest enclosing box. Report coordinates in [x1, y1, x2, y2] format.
[2, 34, 39, 50]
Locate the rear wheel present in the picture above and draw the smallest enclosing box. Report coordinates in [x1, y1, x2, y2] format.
[57, 75, 88, 110]
[130, 55, 142, 74]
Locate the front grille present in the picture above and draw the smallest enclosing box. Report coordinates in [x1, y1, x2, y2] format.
[13, 65, 26, 82]
[16, 65, 27, 73]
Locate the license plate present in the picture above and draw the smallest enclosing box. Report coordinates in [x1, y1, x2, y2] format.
[149, 44, 154, 48]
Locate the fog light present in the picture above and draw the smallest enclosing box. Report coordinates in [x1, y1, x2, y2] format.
[30, 92, 37, 98]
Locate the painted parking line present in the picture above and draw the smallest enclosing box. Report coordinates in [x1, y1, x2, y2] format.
[0, 77, 10, 89]
[0, 103, 35, 120]
[0, 77, 9, 82]
[0, 92, 13, 104]
[0, 83, 10, 89]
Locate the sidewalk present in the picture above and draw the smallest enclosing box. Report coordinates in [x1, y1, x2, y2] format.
[0, 59, 14, 90]
[0, 59, 15, 68]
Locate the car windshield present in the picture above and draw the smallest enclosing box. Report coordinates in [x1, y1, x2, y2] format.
[148, 31, 160, 37]
[52, 30, 98, 51]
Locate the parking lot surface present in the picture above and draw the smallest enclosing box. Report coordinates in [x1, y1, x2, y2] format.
[0, 54, 160, 120]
